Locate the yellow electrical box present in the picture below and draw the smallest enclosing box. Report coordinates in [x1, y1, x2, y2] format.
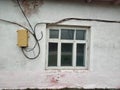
[17, 29, 28, 47]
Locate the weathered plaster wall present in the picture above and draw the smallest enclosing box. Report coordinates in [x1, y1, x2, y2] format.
[0, 0, 120, 89]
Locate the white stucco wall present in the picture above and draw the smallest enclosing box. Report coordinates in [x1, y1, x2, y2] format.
[0, 0, 120, 89]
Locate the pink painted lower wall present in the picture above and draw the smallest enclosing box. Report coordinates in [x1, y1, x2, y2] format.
[0, 70, 120, 89]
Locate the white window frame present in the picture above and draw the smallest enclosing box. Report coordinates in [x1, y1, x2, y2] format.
[46, 25, 90, 70]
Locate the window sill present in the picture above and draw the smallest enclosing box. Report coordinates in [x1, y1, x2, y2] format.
[46, 66, 88, 70]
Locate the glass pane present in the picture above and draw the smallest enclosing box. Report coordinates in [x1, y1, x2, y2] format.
[49, 29, 59, 38]
[61, 43, 73, 66]
[61, 29, 74, 40]
[76, 44, 85, 66]
[48, 43, 58, 66]
[76, 30, 86, 40]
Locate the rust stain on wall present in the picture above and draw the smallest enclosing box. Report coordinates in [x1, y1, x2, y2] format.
[21, 0, 43, 16]
[12, 0, 43, 16]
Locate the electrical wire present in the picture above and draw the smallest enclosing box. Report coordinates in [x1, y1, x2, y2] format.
[49, 18, 120, 25]
[0, 19, 29, 30]
[24, 23, 43, 52]
[0, 18, 42, 59]
[16, 0, 34, 33]
[21, 37, 41, 59]
[16, 0, 43, 59]
[34, 23, 44, 41]
[23, 23, 44, 52]
[0, 0, 45, 60]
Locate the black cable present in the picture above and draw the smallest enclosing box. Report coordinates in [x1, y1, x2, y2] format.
[0, 18, 41, 59]
[21, 32, 41, 59]
[16, 0, 43, 59]
[50, 18, 120, 25]
[0, 1, 44, 60]
[24, 23, 43, 52]
[21, 36, 41, 60]
[16, 0, 34, 33]
[34, 23, 43, 41]
[0, 19, 29, 30]
[21, 23, 43, 53]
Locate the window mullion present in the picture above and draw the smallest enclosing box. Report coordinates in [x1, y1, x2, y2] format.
[58, 42, 61, 67]
[73, 30, 76, 67]
[58, 29, 61, 67]
[73, 42, 76, 67]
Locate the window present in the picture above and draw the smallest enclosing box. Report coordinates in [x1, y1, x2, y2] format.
[46, 25, 90, 69]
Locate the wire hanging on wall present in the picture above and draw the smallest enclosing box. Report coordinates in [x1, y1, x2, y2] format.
[16, 0, 43, 60]
[0, 18, 43, 60]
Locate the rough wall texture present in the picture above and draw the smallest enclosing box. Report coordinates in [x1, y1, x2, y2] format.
[0, 0, 120, 89]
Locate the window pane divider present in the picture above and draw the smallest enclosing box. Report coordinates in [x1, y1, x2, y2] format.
[76, 41, 86, 43]
[48, 39, 59, 42]
[58, 29, 61, 67]
[73, 42, 76, 67]
[60, 40, 74, 43]
[73, 30, 76, 67]
[58, 42, 61, 67]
